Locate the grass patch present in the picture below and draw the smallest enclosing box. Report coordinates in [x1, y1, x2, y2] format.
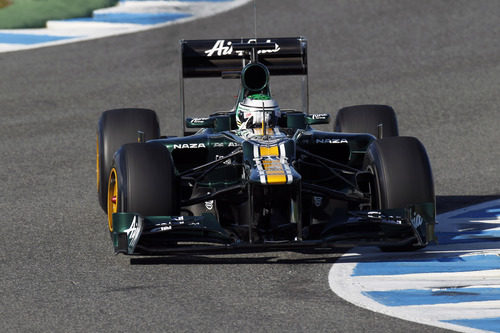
[0, 0, 119, 29]
[0, 0, 12, 9]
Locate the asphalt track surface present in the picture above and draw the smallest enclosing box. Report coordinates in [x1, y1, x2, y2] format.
[1, 1, 499, 332]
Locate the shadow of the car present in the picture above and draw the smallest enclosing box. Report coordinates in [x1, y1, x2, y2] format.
[130, 251, 343, 265]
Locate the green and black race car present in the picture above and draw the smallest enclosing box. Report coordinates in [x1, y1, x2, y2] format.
[97, 37, 436, 255]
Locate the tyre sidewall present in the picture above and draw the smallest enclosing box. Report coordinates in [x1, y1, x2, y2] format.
[97, 109, 160, 212]
[113, 142, 178, 217]
[334, 104, 399, 138]
[365, 137, 435, 250]
[365, 136, 434, 210]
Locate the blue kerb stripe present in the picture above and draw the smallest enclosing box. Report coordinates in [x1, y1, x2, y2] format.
[0, 33, 74, 45]
[438, 230, 500, 245]
[352, 254, 500, 276]
[66, 12, 191, 25]
[364, 287, 500, 306]
[445, 317, 500, 333]
[449, 206, 500, 219]
[437, 206, 500, 244]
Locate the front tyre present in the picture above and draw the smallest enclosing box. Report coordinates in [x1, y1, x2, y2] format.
[97, 108, 160, 212]
[364, 136, 435, 251]
[334, 104, 399, 138]
[108, 142, 178, 231]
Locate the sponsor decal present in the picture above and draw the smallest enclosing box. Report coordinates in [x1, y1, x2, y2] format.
[190, 117, 210, 124]
[124, 216, 143, 253]
[315, 138, 348, 144]
[205, 200, 214, 210]
[172, 216, 185, 223]
[212, 142, 239, 148]
[311, 114, 329, 120]
[159, 225, 172, 232]
[204, 39, 280, 57]
[215, 154, 232, 165]
[411, 212, 424, 229]
[151, 222, 175, 233]
[150, 216, 205, 233]
[172, 143, 206, 149]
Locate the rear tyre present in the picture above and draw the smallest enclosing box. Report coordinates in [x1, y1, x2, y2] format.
[107, 142, 178, 231]
[97, 108, 160, 212]
[334, 104, 398, 138]
[364, 136, 435, 251]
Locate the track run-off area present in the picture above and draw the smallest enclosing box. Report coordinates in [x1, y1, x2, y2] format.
[1, 1, 499, 332]
[331, 200, 500, 333]
[0, 0, 251, 53]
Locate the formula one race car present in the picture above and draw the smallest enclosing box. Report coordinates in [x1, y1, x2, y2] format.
[96, 37, 436, 255]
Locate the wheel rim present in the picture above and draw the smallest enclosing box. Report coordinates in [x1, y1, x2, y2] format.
[107, 168, 118, 232]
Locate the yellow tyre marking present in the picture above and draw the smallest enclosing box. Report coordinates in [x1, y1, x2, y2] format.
[107, 168, 118, 232]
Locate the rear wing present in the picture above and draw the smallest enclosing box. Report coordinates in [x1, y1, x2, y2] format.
[179, 37, 308, 135]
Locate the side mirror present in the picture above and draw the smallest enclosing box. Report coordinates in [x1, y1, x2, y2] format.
[305, 113, 330, 125]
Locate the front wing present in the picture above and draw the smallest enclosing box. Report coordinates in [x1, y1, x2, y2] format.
[110, 203, 435, 255]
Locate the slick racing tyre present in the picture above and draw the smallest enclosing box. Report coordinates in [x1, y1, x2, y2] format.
[334, 104, 399, 138]
[364, 136, 434, 251]
[97, 108, 160, 212]
[107, 142, 178, 231]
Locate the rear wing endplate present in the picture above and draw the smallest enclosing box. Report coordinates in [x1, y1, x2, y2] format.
[179, 37, 308, 135]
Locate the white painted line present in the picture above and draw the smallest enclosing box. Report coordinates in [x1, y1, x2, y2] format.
[351, 269, 500, 291]
[329, 255, 493, 333]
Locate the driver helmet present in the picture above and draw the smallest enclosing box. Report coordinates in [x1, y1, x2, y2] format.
[236, 94, 281, 130]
